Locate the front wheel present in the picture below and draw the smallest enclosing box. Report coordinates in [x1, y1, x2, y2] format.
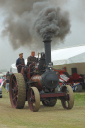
[27, 87, 40, 112]
[61, 85, 74, 109]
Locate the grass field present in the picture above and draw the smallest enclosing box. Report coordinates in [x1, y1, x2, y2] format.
[0, 88, 85, 128]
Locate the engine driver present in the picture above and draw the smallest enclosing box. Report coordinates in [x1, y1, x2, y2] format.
[27, 51, 37, 66]
[16, 53, 25, 73]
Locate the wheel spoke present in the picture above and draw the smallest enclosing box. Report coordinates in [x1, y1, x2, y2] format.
[13, 95, 17, 101]
[31, 89, 33, 96]
[66, 94, 69, 100]
[12, 78, 17, 85]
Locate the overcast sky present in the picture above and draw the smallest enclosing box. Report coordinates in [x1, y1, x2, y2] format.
[0, 0, 85, 72]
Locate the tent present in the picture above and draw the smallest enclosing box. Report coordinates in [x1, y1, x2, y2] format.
[52, 45, 85, 65]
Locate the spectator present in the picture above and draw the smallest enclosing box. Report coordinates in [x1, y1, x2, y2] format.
[3, 75, 6, 81]
[6, 71, 10, 80]
[6, 77, 9, 93]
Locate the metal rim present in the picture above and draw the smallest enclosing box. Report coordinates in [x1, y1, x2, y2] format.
[61, 85, 74, 109]
[9, 73, 26, 109]
[27, 87, 40, 112]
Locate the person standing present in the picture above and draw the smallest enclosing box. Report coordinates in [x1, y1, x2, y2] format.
[6, 71, 10, 80]
[27, 51, 37, 66]
[16, 53, 25, 73]
[6, 77, 9, 93]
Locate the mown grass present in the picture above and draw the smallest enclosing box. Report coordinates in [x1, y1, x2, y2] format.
[0, 88, 85, 128]
[74, 91, 85, 106]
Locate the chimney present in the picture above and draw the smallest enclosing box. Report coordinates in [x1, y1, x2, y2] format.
[43, 38, 51, 68]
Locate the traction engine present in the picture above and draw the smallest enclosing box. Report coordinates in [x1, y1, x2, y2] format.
[9, 39, 74, 112]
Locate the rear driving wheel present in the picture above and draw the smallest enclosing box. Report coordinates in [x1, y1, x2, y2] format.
[9, 73, 26, 109]
[27, 87, 40, 112]
[61, 85, 74, 109]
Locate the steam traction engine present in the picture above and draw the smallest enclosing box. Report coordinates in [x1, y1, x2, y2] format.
[9, 39, 74, 112]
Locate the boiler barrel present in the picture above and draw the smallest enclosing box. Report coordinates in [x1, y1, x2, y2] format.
[30, 71, 59, 90]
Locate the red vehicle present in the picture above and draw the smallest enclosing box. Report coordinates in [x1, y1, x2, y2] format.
[9, 39, 74, 112]
[54, 68, 83, 92]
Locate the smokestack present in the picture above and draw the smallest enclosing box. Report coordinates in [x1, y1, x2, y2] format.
[43, 38, 51, 67]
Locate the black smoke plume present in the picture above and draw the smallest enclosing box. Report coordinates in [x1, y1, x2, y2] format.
[0, 0, 70, 49]
[33, 6, 70, 40]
